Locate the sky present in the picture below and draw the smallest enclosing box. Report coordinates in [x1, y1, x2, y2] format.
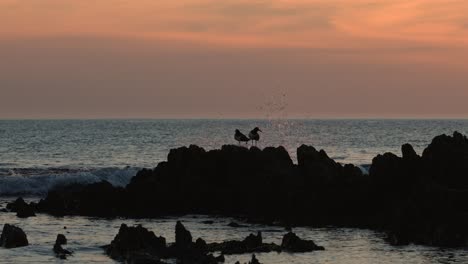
[1, 0, 467, 118]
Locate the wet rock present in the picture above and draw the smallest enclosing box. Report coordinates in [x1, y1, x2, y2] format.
[54, 234, 72, 259]
[207, 232, 280, 255]
[0, 224, 29, 248]
[202, 220, 214, 225]
[281, 232, 324, 252]
[105, 224, 167, 262]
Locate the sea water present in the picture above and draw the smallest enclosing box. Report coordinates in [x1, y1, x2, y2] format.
[1, 119, 468, 263]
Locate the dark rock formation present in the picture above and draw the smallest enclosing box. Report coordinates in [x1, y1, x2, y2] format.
[105, 224, 167, 262]
[6, 197, 36, 218]
[105, 222, 225, 264]
[37, 181, 125, 217]
[0, 224, 29, 248]
[35, 132, 468, 248]
[54, 234, 72, 259]
[281, 232, 324, 252]
[175, 221, 192, 250]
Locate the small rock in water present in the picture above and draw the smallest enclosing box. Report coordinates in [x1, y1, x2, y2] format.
[53, 234, 72, 259]
[0, 224, 29, 248]
[281, 232, 325, 252]
[249, 254, 261, 264]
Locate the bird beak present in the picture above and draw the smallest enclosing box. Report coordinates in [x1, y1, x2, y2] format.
[259, 129, 263, 132]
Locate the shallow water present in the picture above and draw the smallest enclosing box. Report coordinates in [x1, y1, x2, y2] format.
[0, 199, 467, 264]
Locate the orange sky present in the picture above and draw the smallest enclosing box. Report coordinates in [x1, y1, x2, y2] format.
[1, 0, 468, 118]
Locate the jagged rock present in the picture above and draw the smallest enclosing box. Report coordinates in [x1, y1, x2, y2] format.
[0, 224, 29, 248]
[53, 234, 72, 259]
[175, 221, 192, 249]
[6, 197, 36, 218]
[281, 232, 324, 252]
[34, 132, 468, 248]
[105, 224, 167, 262]
[6, 197, 28, 212]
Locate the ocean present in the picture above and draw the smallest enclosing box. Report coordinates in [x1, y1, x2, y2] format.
[1, 119, 468, 263]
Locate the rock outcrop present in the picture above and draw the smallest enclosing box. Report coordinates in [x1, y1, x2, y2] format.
[281, 232, 324, 252]
[6, 197, 36, 218]
[206, 232, 281, 255]
[0, 224, 29, 248]
[105, 224, 167, 262]
[53, 234, 72, 259]
[35, 132, 468, 248]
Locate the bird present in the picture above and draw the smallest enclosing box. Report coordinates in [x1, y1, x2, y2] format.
[234, 129, 250, 145]
[248, 127, 262, 146]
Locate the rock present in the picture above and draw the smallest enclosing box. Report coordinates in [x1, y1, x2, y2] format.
[6, 197, 28, 212]
[175, 221, 192, 249]
[402, 143, 419, 160]
[202, 220, 214, 225]
[106, 224, 167, 262]
[281, 232, 324, 252]
[34, 133, 468, 248]
[422, 131, 468, 188]
[249, 254, 261, 264]
[207, 232, 280, 255]
[7, 197, 36, 218]
[38, 181, 125, 217]
[0, 224, 29, 248]
[17, 205, 36, 218]
[53, 234, 72, 259]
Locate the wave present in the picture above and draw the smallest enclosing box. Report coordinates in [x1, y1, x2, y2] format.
[0, 167, 140, 196]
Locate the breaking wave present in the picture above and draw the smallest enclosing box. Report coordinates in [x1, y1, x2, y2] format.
[0, 167, 140, 196]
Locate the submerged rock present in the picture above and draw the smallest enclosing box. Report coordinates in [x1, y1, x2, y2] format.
[0, 224, 29, 248]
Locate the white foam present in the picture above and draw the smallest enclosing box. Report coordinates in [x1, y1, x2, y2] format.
[0, 167, 139, 196]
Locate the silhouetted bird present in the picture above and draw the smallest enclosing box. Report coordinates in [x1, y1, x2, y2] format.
[249, 127, 262, 146]
[235, 129, 250, 145]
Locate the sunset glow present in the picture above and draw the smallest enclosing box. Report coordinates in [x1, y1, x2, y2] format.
[1, 0, 467, 118]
